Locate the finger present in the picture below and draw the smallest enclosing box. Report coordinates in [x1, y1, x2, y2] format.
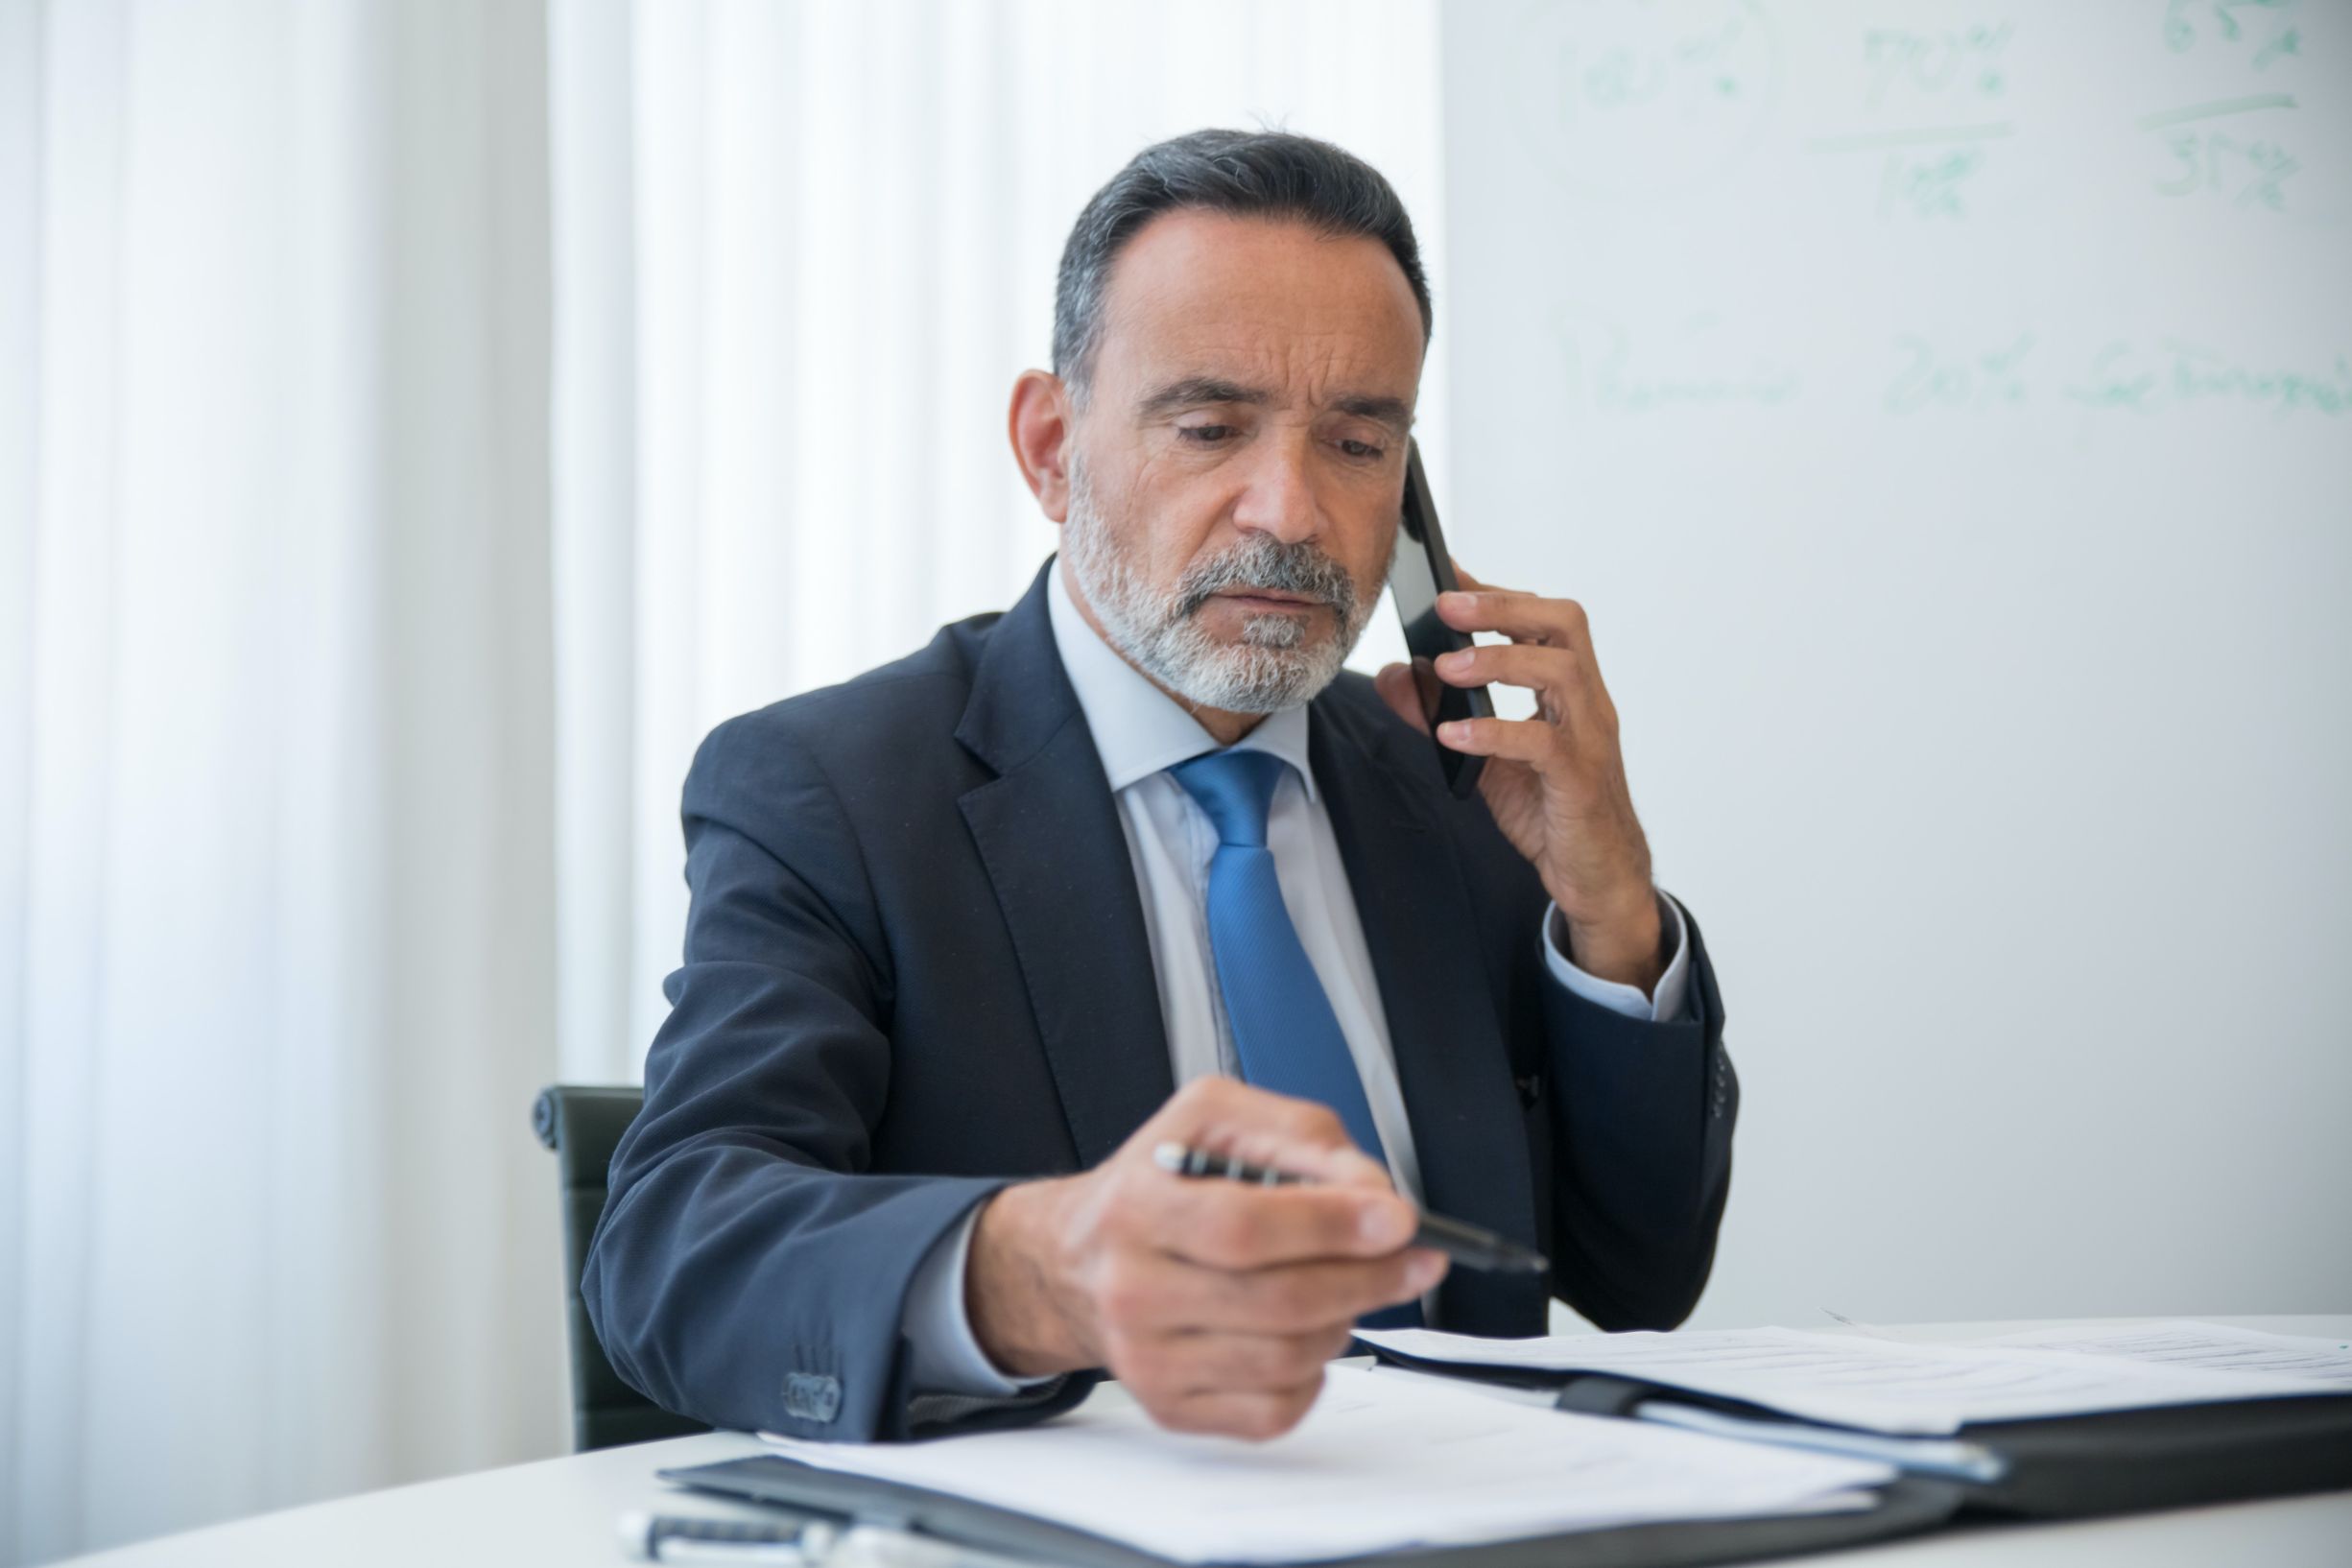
[1250, 1136, 1394, 1192]
[1153, 1078, 1361, 1162]
[1136, 1080, 1414, 1258]
[1437, 588, 1589, 650]
[1146, 1380, 1324, 1441]
[1432, 641, 1594, 703]
[1121, 1248, 1447, 1335]
[1123, 1325, 1354, 1397]
[1151, 1079, 1403, 1195]
[1433, 713, 1561, 765]
[1155, 1179, 1419, 1270]
[1204, 1249, 1448, 1332]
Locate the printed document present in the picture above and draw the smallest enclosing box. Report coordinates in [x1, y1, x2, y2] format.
[761, 1366, 1889, 1565]
[1975, 1320, 2352, 1389]
[1355, 1323, 2342, 1437]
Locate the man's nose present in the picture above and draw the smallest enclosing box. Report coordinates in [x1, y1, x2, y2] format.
[1226, 432, 1323, 546]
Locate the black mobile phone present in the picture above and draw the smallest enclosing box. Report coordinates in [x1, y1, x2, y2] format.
[1391, 440, 1492, 798]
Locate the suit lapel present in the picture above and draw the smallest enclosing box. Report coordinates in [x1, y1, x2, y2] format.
[1310, 696, 1545, 1336]
[958, 564, 1175, 1170]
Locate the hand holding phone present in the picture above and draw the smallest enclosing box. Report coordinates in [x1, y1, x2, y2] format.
[1377, 449, 1668, 993]
[1387, 440, 1493, 797]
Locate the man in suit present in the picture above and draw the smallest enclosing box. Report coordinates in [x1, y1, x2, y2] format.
[582, 129, 1736, 1447]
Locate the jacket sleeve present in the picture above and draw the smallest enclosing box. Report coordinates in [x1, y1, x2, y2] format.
[1537, 902, 1737, 1331]
[580, 716, 1098, 1440]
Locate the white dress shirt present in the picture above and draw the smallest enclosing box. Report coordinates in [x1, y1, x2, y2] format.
[900, 564, 1693, 1395]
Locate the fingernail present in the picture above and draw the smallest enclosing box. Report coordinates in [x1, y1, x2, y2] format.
[1437, 721, 1466, 744]
[1436, 649, 1471, 673]
[1410, 1252, 1448, 1291]
[1360, 1201, 1412, 1248]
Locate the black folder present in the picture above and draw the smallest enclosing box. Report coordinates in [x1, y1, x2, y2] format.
[1362, 1345, 2352, 1522]
[660, 1452, 1965, 1568]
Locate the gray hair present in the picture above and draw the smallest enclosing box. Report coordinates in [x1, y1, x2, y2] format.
[1049, 129, 1435, 409]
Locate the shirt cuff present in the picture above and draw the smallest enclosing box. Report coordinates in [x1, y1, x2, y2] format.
[1540, 890, 1693, 1024]
[903, 1200, 1063, 1398]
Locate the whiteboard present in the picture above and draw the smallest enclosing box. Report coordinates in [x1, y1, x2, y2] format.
[1435, 1, 2352, 1330]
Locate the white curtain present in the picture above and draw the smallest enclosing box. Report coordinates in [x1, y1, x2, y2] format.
[2, 0, 1444, 1559]
[0, 2, 563, 1560]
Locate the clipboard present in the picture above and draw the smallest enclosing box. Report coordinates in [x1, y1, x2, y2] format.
[1361, 1345, 2352, 1521]
[658, 1452, 1965, 1568]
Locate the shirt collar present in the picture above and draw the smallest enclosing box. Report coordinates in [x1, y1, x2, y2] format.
[1046, 558, 1319, 803]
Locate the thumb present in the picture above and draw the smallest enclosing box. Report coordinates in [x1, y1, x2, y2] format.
[1374, 662, 1431, 735]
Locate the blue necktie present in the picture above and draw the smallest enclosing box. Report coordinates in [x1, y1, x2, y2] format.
[1171, 748, 1389, 1158]
[1170, 748, 1422, 1329]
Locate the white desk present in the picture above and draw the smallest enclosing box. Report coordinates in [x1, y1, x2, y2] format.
[58, 1316, 2351, 1567]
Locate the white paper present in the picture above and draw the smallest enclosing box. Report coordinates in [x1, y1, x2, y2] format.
[1975, 1320, 2352, 1389]
[1355, 1324, 2341, 1437]
[760, 1366, 1889, 1565]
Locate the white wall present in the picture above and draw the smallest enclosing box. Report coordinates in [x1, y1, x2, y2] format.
[1437, 0, 2352, 1329]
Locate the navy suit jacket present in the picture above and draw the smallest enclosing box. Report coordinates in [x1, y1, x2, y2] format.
[582, 558, 1738, 1442]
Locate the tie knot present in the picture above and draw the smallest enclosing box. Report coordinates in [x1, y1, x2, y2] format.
[1170, 748, 1292, 849]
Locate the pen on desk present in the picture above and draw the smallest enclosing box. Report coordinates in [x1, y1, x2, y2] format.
[618, 1510, 835, 1564]
[1152, 1142, 1548, 1274]
[619, 1511, 1056, 1568]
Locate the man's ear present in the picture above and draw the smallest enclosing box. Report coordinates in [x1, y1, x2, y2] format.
[1008, 369, 1076, 523]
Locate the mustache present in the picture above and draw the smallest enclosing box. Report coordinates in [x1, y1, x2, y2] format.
[1172, 535, 1358, 623]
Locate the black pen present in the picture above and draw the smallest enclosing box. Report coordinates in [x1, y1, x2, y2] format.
[1152, 1142, 1548, 1274]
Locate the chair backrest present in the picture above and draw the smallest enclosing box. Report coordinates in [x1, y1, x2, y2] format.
[532, 1083, 710, 1451]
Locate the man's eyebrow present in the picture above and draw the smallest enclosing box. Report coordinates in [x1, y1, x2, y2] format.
[1332, 393, 1415, 436]
[1133, 376, 1416, 436]
[1133, 376, 1272, 418]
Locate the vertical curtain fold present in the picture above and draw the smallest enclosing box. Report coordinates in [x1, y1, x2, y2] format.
[2, 2, 562, 1559]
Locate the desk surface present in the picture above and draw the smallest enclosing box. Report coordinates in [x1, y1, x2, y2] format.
[60, 1316, 2352, 1567]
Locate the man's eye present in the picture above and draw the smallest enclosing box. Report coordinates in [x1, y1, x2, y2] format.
[1339, 439, 1386, 460]
[1177, 424, 1236, 444]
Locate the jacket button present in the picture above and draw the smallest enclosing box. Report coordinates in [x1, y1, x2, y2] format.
[783, 1372, 843, 1423]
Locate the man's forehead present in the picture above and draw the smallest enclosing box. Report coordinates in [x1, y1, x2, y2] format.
[1093, 210, 1425, 405]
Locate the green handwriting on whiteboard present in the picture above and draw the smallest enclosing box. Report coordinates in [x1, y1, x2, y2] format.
[2164, 0, 2301, 68]
[2152, 123, 2299, 209]
[1568, 7, 1772, 114]
[2065, 341, 2351, 415]
[1808, 124, 2010, 222]
[2137, 96, 2299, 209]
[1863, 22, 2012, 106]
[1882, 146, 1986, 219]
[1507, 0, 1779, 201]
[1884, 335, 2035, 413]
[1556, 320, 1799, 414]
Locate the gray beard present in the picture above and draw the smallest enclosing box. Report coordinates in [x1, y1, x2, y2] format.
[1059, 454, 1391, 714]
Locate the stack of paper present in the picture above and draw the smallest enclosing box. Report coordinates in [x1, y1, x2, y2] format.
[1971, 1320, 2352, 1389]
[1355, 1321, 2347, 1436]
[763, 1366, 1891, 1565]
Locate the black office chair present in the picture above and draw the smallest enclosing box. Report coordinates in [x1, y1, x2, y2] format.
[532, 1083, 710, 1451]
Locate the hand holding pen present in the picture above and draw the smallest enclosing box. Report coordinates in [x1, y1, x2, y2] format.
[958, 1078, 1457, 1441]
[1152, 1144, 1547, 1274]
